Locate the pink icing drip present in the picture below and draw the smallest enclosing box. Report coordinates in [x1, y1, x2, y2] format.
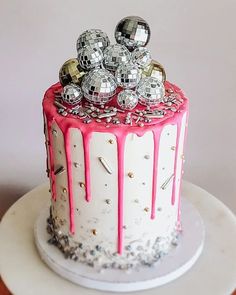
[46, 119, 57, 201]
[171, 117, 182, 206]
[81, 131, 92, 202]
[116, 134, 126, 254]
[43, 81, 189, 253]
[151, 129, 162, 219]
[64, 128, 75, 233]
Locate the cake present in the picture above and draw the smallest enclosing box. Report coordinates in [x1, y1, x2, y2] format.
[42, 16, 188, 272]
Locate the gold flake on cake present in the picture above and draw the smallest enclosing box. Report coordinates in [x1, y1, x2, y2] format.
[128, 172, 134, 178]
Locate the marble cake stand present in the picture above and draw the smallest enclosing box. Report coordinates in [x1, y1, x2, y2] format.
[0, 181, 236, 295]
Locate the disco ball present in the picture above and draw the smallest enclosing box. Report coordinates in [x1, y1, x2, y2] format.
[142, 60, 166, 82]
[136, 77, 165, 106]
[103, 44, 131, 72]
[117, 89, 138, 110]
[114, 16, 151, 51]
[78, 46, 103, 70]
[82, 68, 117, 104]
[59, 58, 86, 86]
[115, 62, 141, 89]
[76, 29, 110, 52]
[61, 83, 83, 105]
[132, 47, 151, 69]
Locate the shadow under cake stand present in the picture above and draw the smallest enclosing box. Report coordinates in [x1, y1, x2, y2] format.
[0, 181, 236, 295]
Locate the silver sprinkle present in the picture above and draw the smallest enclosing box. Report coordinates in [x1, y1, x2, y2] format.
[161, 173, 174, 190]
[98, 157, 113, 174]
[54, 100, 66, 110]
[98, 111, 117, 119]
[54, 166, 65, 175]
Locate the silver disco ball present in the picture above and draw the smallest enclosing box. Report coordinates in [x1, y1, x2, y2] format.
[82, 68, 117, 104]
[61, 83, 83, 105]
[115, 62, 141, 89]
[103, 44, 131, 72]
[136, 77, 165, 106]
[117, 89, 138, 110]
[78, 46, 103, 70]
[114, 16, 151, 51]
[76, 29, 110, 52]
[132, 47, 152, 69]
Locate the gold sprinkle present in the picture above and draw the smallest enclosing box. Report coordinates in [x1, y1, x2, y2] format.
[144, 207, 149, 212]
[92, 229, 97, 235]
[128, 172, 134, 178]
[58, 150, 62, 154]
[74, 162, 80, 168]
[181, 154, 185, 160]
[171, 146, 176, 151]
[52, 129, 57, 135]
[73, 144, 77, 148]
[134, 199, 139, 203]
[105, 199, 111, 204]
[123, 225, 127, 229]
[79, 182, 85, 188]
[108, 139, 114, 144]
[62, 188, 67, 193]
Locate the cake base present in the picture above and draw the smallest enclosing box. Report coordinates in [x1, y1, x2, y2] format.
[34, 198, 204, 292]
[1, 181, 236, 295]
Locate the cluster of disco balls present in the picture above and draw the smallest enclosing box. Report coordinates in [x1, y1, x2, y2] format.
[59, 16, 166, 110]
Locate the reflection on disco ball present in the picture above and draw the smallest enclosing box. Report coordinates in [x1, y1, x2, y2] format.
[117, 89, 138, 110]
[142, 60, 166, 82]
[82, 68, 117, 104]
[103, 44, 131, 72]
[115, 62, 141, 89]
[59, 58, 85, 86]
[114, 16, 151, 51]
[136, 77, 165, 106]
[132, 47, 152, 69]
[76, 29, 110, 52]
[61, 83, 83, 105]
[78, 46, 103, 70]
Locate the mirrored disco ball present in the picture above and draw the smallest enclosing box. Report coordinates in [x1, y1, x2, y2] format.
[103, 44, 131, 72]
[76, 29, 110, 52]
[136, 77, 165, 106]
[132, 47, 152, 69]
[142, 60, 166, 82]
[78, 46, 103, 70]
[114, 16, 151, 51]
[82, 68, 117, 104]
[61, 83, 83, 105]
[115, 62, 141, 89]
[117, 89, 138, 110]
[59, 58, 86, 86]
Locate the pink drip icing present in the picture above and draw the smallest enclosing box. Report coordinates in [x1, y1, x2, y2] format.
[47, 119, 57, 201]
[171, 117, 182, 206]
[151, 129, 162, 219]
[64, 128, 75, 234]
[115, 134, 126, 254]
[43, 81, 189, 253]
[81, 131, 92, 202]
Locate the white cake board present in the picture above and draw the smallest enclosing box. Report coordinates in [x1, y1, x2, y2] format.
[0, 181, 236, 295]
[34, 200, 204, 292]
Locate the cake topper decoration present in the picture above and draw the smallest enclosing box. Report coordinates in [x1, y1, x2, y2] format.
[132, 47, 152, 69]
[59, 58, 85, 86]
[103, 44, 131, 72]
[117, 90, 138, 110]
[142, 60, 166, 82]
[61, 83, 83, 105]
[76, 29, 110, 52]
[114, 16, 151, 51]
[78, 46, 103, 70]
[82, 68, 117, 104]
[115, 62, 141, 89]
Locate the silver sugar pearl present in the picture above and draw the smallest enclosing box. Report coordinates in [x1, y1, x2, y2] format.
[132, 47, 152, 68]
[115, 16, 151, 51]
[76, 29, 110, 52]
[115, 62, 141, 89]
[61, 84, 83, 105]
[82, 68, 117, 105]
[103, 44, 131, 72]
[117, 89, 138, 110]
[137, 77, 165, 106]
[78, 46, 103, 70]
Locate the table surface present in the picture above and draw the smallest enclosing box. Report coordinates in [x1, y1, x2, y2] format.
[0, 181, 236, 295]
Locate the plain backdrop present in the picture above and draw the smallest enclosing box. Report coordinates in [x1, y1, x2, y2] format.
[0, 0, 235, 218]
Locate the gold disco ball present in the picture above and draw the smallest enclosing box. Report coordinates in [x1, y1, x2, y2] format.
[59, 58, 86, 86]
[142, 60, 166, 83]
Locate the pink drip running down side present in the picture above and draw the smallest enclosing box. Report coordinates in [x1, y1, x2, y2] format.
[43, 81, 189, 254]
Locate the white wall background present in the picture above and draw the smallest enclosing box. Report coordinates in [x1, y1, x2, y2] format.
[0, 0, 235, 217]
